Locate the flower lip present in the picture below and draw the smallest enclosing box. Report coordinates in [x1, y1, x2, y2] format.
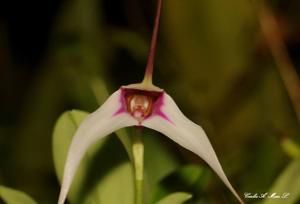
[122, 87, 163, 123]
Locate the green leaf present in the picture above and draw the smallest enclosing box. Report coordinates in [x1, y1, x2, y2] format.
[150, 164, 211, 203]
[144, 132, 179, 181]
[85, 162, 134, 204]
[156, 192, 192, 204]
[52, 110, 134, 204]
[0, 186, 38, 204]
[263, 159, 300, 204]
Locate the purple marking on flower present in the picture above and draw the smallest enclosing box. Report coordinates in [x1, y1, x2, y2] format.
[113, 89, 127, 116]
[113, 88, 172, 124]
[148, 93, 174, 124]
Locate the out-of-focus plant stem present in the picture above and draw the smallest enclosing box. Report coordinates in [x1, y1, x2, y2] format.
[132, 128, 144, 204]
[255, 0, 300, 123]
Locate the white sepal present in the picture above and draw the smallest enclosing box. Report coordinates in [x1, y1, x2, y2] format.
[58, 89, 137, 204]
[143, 92, 244, 204]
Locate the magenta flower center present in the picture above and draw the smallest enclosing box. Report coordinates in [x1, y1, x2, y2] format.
[119, 88, 164, 124]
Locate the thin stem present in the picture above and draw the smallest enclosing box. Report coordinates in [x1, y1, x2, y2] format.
[143, 0, 163, 85]
[132, 128, 144, 204]
[255, 0, 300, 123]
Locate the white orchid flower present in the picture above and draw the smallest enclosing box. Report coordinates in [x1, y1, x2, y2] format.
[57, 0, 244, 203]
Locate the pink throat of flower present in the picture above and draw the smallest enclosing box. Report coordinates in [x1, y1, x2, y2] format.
[114, 88, 171, 124]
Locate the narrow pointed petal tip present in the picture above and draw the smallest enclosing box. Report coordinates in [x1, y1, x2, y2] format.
[143, 92, 244, 204]
[57, 89, 137, 204]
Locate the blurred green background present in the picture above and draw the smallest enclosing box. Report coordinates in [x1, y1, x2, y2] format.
[0, 0, 300, 203]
